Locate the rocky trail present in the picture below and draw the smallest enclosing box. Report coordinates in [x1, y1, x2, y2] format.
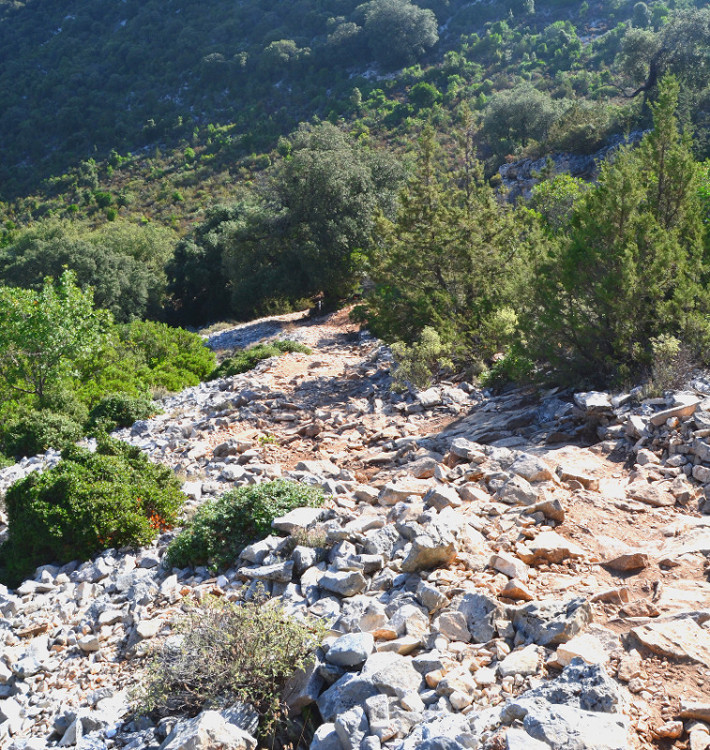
[1, 310, 710, 750]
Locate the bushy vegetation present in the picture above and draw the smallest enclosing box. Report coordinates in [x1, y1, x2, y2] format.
[0, 272, 214, 462]
[356, 127, 540, 376]
[166, 481, 324, 570]
[0, 221, 176, 322]
[137, 594, 325, 732]
[527, 76, 709, 384]
[87, 393, 161, 434]
[0, 438, 184, 586]
[0, 410, 84, 459]
[167, 122, 402, 324]
[210, 340, 312, 380]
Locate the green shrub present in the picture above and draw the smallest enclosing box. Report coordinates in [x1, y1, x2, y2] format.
[480, 349, 535, 389]
[210, 340, 311, 380]
[390, 327, 453, 391]
[136, 594, 325, 731]
[87, 393, 161, 433]
[166, 480, 323, 570]
[78, 321, 217, 403]
[0, 410, 84, 458]
[117, 320, 216, 391]
[0, 437, 184, 586]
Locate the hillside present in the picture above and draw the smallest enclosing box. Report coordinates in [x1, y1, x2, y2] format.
[0, 312, 710, 748]
[2, 0, 708, 230]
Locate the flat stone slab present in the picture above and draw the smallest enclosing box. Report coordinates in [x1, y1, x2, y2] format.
[632, 618, 710, 667]
[522, 701, 629, 750]
[626, 481, 675, 507]
[509, 454, 555, 483]
[680, 699, 710, 722]
[528, 531, 585, 564]
[294, 459, 341, 477]
[649, 400, 701, 427]
[574, 391, 612, 411]
[271, 506, 326, 534]
[378, 478, 433, 505]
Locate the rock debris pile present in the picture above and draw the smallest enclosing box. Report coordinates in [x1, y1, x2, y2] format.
[1, 311, 709, 750]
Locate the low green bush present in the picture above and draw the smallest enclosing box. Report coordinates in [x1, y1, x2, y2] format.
[166, 480, 323, 570]
[480, 349, 535, 389]
[136, 594, 325, 731]
[210, 340, 311, 380]
[0, 438, 184, 586]
[0, 410, 84, 458]
[390, 327, 453, 391]
[87, 393, 161, 433]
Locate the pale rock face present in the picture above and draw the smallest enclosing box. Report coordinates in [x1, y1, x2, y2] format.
[159, 711, 257, 750]
[498, 644, 541, 678]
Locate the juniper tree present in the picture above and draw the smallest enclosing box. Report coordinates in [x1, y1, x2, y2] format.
[529, 76, 709, 384]
[361, 128, 540, 369]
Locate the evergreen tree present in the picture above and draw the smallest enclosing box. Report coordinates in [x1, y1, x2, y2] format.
[529, 76, 709, 384]
[361, 128, 539, 368]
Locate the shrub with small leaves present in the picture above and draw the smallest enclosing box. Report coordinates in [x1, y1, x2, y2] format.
[136, 594, 326, 732]
[0, 409, 83, 458]
[391, 327, 452, 391]
[210, 340, 311, 380]
[0, 437, 184, 586]
[87, 392, 161, 433]
[166, 480, 323, 570]
[480, 348, 535, 389]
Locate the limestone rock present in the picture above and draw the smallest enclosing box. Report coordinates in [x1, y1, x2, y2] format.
[500, 578, 534, 601]
[603, 552, 649, 572]
[555, 633, 608, 667]
[456, 592, 507, 643]
[334, 706, 369, 750]
[496, 475, 538, 506]
[513, 598, 593, 646]
[632, 618, 710, 668]
[319, 570, 367, 597]
[272, 507, 327, 534]
[317, 674, 379, 722]
[378, 478, 432, 505]
[295, 460, 341, 477]
[509, 454, 554, 483]
[528, 531, 584, 564]
[326, 633, 374, 668]
[310, 723, 342, 750]
[360, 652, 423, 698]
[680, 700, 710, 722]
[627, 481, 675, 507]
[517, 701, 629, 750]
[505, 728, 550, 750]
[574, 391, 612, 411]
[498, 644, 540, 677]
[159, 710, 257, 750]
[400, 530, 457, 573]
[490, 551, 529, 581]
[423, 485, 462, 511]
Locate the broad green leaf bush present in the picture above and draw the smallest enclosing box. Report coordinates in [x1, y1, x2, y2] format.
[210, 340, 311, 380]
[136, 594, 325, 732]
[166, 480, 323, 570]
[0, 438, 184, 586]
